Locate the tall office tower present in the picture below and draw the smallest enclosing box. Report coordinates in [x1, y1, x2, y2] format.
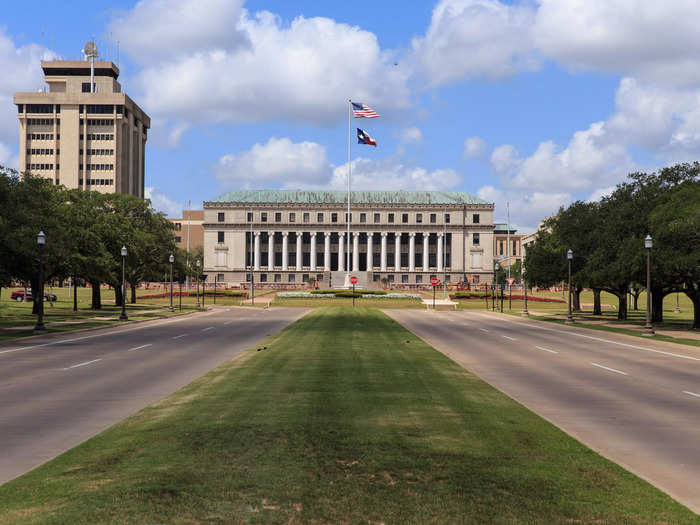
[13, 41, 150, 197]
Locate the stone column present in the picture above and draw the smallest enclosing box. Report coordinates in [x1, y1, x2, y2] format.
[254, 231, 261, 271]
[423, 233, 429, 270]
[296, 231, 303, 271]
[353, 232, 360, 272]
[324, 232, 331, 271]
[310, 232, 317, 271]
[395, 233, 401, 272]
[338, 232, 345, 272]
[282, 232, 289, 270]
[437, 232, 444, 272]
[366, 232, 373, 271]
[409, 232, 416, 272]
[268, 232, 275, 269]
[380, 232, 387, 271]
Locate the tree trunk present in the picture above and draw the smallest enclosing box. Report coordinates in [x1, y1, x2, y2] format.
[113, 284, 123, 308]
[130, 282, 137, 304]
[592, 289, 602, 315]
[651, 287, 665, 324]
[616, 292, 627, 320]
[73, 275, 78, 312]
[90, 281, 102, 310]
[30, 276, 40, 315]
[685, 290, 699, 330]
[573, 285, 582, 312]
[632, 290, 640, 311]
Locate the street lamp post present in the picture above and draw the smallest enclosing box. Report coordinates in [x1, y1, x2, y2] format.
[566, 249, 574, 324]
[675, 291, 680, 313]
[168, 254, 174, 312]
[34, 231, 46, 332]
[195, 259, 201, 308]
[522, 280, 529, 317]
[120, 246, 128, 321]
[643, 235, 655, 336]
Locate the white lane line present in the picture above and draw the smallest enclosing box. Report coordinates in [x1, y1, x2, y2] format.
[63, 358, 102, 370]
[201, 326, 215, 332]
[502, 335, 517, 341]
[128, 343, 153, 352]
[591, 362, 628, 376]
[683, 390, 700, 398]
[171, 333, 190, 340]
[467, 312, 700, 362]
[479, 328, 489, 333]
[536, 345, 559, 354]
[0, 309, 221, 356]
[223, 320, 234, 325]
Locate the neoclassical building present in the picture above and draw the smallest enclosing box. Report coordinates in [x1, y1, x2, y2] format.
[203, 190, 495, 287]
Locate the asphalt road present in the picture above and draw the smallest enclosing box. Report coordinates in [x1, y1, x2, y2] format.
[385, 309, 700, 514]
[0, 306, 308, 485]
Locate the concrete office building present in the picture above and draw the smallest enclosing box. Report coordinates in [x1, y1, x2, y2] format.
[203, 190, 495, 288]
[13, 52, 150, 196]
[168, 210, 204, 252]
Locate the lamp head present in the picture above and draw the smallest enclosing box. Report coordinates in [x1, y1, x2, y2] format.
[495, 262, 499, 270]
[567, 249, 573, 260]
[37, 231, 46, 245]
[169, 254, 175, 264]
[644, 234, 652, 249]
[196, 259, 200, 268]
[121, 245, 127, 257]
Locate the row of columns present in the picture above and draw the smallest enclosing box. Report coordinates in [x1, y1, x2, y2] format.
[251, 231, 446, 272]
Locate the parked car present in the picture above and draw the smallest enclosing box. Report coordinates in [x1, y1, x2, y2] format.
[10, 290, 57, 302]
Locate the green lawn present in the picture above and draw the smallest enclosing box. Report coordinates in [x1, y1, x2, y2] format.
[0, 307, 694, 524]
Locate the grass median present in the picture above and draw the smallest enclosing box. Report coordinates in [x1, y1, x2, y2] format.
[0, 307, 695, 523]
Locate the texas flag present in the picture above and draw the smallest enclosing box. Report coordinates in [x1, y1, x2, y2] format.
[357, 128, 377, 147]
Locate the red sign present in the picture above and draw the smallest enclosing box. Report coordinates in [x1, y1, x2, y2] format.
[507, 278, 515, 285]
[431, 277, 439, 286]
[350, 276, 358, 285]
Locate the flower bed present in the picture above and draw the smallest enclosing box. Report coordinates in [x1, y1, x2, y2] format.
[450, 293, 565, 303]
[363, 293, 421, 299]
[276, 291, 420, 300]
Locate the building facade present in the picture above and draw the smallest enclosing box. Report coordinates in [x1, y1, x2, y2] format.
[168, 210, 204, 252]
[493, 223, 524, 268]
[13, 58, 150, 197]
[203, 190, 495, 287]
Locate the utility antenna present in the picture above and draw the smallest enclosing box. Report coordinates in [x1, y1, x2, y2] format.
[116, 40, 120, 67]
[83, 40, 98, 93]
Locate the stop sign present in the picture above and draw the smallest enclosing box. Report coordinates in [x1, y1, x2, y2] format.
[350, 276, 358, 285]
[431, 277, 439, 286]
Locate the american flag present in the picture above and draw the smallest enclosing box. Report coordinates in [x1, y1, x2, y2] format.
[352, 102, 379, 118]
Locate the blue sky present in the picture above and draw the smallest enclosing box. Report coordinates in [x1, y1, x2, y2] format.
[2, 0, 699, 230]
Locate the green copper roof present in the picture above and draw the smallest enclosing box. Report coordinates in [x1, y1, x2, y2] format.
[210, 189, 490, 205]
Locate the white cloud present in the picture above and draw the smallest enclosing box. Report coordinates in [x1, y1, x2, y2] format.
[411, 0, 539, 87]
[214, 136, 463, 192]
[111, 2, 410, 126]
[587, 186, 615, 203]
[463, 136, 486, 158]
[145, 187, 184, 217]
[215, 137, 332, 190]
[401, 126, 423, 144]
[477, 185, 571, 232]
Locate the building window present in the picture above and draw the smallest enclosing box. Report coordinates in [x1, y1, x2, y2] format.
[302, 274, 309, 282]
[416, 213, 422, 223]
[416, 275, 423, 283]
[445, 213, 450, 223]
[360, 213, 366, 223]
[216, 251, 227, 266]
[174, 236, 182, 243]
[345, 213, 352, 222]
[373, 273, 380, 282]
[275, 212, 282, 222]
[513, 239, 517, 256]
[217, 231, 224, 243]
[82, 83, 92, 93]
[217, 273, 225, 282]
[388, 275, 395, 282]
[261, 212, 267, 222]
[247, 212, 253, 222]
[217, 212, 225, 222]
[274, 274, 281, 282]
[302, 212, 309, 223]
[401, 213, 408, 223]
[401, 274, 409, 283]
[289, 212, 296, 222]
[473, 213, 480, 224]
[388, 213, 394, 223]
[473, 233, 480, 245]
[471, 253, 481, 268]
[331, 213, 338, 223]
[317, 212, 324, 222]
[374, 213, 380, 223]
[17, 104, 23, 113]
[288, 274, 295, 282]
[499, 240, 504, 255]
[26, 104, 53, 114]
[260, 274, 267, 282]
[430, 213, 436, 223]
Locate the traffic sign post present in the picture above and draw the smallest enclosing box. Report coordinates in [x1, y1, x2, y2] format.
[350, 276, 358, 307]
[507, 278, 514, 310]
[431, 277, 439, 309]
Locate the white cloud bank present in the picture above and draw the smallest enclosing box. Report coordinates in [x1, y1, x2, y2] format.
[145, 186, 184, 218]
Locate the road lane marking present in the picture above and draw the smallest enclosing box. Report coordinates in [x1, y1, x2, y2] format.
[536, 346, 559, 354]
[63, 358, 102, 370]
[479, 328, 489, 332]
[591, 363, 628, 376]
[683, 390, 700, 398]
[201, 326, 215, 332]
[467, 312, 700, 362]
[171, 333, 189, 340]
[502, 335, 516, 341]
[223, 320, 234, 325]
[128, 343, 153, 352]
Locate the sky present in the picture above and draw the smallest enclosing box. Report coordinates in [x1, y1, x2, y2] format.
[2, 0, 700, 231]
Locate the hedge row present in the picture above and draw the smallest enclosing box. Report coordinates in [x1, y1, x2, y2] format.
[310, 289, 388, 297]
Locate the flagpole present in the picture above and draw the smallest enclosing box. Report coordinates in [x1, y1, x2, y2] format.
[346, 98, 352, 285]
